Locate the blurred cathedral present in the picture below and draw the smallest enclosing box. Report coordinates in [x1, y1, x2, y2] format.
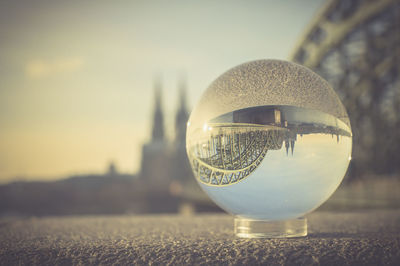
[140, 77, 192, 187]
[139, 77, 213, 213]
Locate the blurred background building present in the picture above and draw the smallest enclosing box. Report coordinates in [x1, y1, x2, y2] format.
[0, 78, 220, 216]
[139, 77, 217, 213]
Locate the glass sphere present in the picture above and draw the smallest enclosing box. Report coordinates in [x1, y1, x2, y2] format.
[186, 59, 352, 221]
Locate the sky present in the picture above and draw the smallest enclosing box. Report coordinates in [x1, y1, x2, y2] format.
[0, 0, 326, 183]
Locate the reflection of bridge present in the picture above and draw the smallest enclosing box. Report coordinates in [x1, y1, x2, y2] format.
[188, 124, 286, 186]
[189, 120, 353, 186]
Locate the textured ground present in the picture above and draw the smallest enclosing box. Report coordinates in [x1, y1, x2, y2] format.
[1, 210, 400, 265]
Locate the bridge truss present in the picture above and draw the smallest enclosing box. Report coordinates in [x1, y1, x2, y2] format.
[291, 0, 400, 176]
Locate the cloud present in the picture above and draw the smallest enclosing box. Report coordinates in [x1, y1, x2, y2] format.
[25, 57, 85, 79]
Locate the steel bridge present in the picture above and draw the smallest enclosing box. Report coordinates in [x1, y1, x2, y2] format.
[291, 0, 400, 175]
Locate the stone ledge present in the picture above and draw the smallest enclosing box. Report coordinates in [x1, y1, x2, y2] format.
[0, 210, 399, 265]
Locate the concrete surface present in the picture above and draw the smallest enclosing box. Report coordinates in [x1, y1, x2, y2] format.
[0, 210, 400, 265]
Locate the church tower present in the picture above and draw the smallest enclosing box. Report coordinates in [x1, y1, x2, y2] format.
[152, 78, 165, 142]
[174, 77, 189, 145]
[140, 78, 170, 185]
[170, 76, 193, 185]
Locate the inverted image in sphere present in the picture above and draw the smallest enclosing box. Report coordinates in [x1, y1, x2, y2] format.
[186, 59, 352, 220]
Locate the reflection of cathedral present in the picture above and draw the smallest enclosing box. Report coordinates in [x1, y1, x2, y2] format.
[284, 131, 297, 156]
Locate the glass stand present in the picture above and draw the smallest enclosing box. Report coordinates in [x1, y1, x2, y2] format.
[234, 216, 307, 238]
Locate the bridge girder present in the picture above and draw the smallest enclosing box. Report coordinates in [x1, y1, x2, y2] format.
[291, 0, 400, 176]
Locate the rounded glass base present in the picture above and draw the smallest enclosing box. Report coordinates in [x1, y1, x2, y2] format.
[234, 216, 307, 238]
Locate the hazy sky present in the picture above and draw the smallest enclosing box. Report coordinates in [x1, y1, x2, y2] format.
[0, 0, 325, 183]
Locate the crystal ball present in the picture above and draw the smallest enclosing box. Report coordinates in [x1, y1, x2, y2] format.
[186, 59, 352, 220]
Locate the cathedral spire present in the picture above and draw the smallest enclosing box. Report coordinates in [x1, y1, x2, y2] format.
[290, 139, 295, 155]
[175, 76, 189, 143]
[152, 77, 165, 141]
[178, 77, 187, 112]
